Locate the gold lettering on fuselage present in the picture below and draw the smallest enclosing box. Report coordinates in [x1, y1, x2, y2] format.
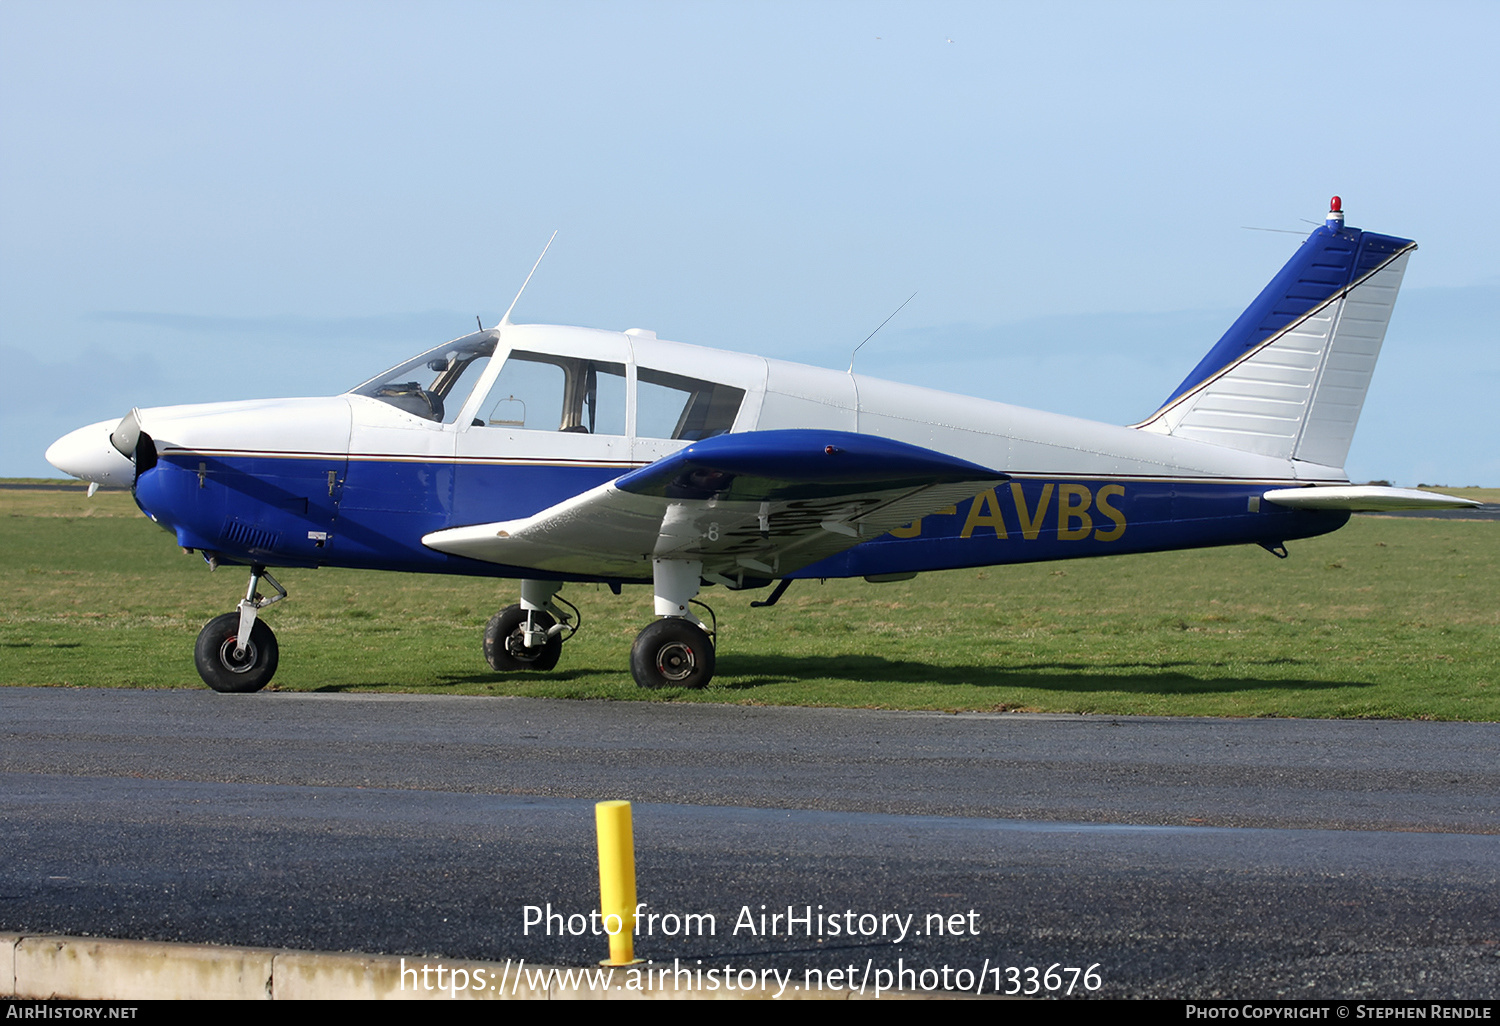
[1057, 483, 1093, 540]
[1011, 482, 1053, 540]
[890, 484, 1128, 543]
[1093, 484, 1127, 541]
[959, 488, 1008, 538]
[890, 505, 956, 538]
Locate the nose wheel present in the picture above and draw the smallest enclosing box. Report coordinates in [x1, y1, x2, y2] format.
[195, 613, 279, 693]
[193, 564, 286, 693]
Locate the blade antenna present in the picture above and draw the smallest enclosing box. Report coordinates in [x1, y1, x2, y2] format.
[848, 290, 917, 374]
[498, 230, 559, 328]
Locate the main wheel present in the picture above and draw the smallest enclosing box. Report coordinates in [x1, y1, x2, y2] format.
[484, 604, 562, 671]
[194, 612, 278, 693]
[630, 618, 715, 689]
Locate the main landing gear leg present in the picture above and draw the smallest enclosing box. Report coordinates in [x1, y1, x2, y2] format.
[630, 558, 715, 689]
[483, 579, 577, 672]
[194, 564, 286, 693]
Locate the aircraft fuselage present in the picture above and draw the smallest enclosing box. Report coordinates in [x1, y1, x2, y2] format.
[109, 321, 1349, 583]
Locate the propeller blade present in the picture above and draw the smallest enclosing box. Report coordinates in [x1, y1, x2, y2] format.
[110, 407, 143, 458]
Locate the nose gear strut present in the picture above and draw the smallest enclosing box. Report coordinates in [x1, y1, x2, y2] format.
[194, 564, 287, 693]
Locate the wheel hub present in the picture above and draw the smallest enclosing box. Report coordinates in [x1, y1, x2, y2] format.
[506, 630, 543, 662]
[217, 637, 258, 673]
[655, 642, 696, 681]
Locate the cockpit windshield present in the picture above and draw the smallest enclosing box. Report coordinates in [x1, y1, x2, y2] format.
[348, 331, 496, 423]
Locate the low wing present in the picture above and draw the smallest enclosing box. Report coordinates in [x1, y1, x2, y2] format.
[423, 430, 1006, 583]
[1263, 485, 1481, 512]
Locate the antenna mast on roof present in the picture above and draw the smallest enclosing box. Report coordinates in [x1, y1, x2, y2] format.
[498, 231, 559, 328]
[848, 291, 917, 374]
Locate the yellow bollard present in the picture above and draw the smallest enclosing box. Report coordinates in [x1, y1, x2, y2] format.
[595, 799, 641, 966]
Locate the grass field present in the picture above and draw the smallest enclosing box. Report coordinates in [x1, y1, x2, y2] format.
[3, 484, 1496, 720]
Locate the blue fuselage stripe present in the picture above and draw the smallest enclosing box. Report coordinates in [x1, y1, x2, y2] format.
[133, 454, 1349, 582]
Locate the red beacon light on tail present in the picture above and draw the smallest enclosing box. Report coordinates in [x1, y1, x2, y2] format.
[1327, 195, 1345, 229]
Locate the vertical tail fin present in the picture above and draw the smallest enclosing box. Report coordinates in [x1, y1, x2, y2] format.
[1135, 198, 1415, 469]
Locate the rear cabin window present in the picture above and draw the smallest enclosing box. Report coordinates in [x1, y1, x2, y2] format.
[636, 369, 744, 440]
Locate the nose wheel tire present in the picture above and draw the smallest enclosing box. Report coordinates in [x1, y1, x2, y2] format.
[484, 604, 562, 671]
[194, 612, 278, 693]
[630, 618, 715, 689]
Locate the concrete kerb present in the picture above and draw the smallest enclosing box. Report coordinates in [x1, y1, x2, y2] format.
[2, 934, 17, 997]
[4, 934, 966, 1000]
[13, 935, 275, 1000]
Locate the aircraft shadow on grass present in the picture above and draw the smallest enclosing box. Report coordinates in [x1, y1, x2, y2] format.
[306, 655, 1370, 697]
[686, 655, 1370, 695]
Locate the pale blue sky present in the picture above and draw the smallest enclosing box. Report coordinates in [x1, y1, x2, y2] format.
[3, 1, 1496, 484]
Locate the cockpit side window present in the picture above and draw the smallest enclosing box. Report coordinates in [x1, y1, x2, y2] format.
[475, 351, 626, 435]
[637, 369, 745, 440]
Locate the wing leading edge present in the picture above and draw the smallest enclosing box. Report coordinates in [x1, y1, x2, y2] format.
[422, 429, 1007, 582]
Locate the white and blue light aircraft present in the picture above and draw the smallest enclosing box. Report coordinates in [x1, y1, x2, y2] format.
[46, 199, 1476, 692]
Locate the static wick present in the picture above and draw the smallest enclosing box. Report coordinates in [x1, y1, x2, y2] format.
[848, 290, 918, 374]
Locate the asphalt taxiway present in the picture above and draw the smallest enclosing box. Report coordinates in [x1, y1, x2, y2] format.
[2, 688, 1497, 998]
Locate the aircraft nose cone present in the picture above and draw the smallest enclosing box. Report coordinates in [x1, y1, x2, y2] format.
[46, 419, 137, 488]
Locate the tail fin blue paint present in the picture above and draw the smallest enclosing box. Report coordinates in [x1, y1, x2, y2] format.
[1136, 199, 1416, 469]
